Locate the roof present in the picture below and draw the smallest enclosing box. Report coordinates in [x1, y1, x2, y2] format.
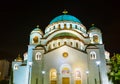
[50, 14, 81, 24]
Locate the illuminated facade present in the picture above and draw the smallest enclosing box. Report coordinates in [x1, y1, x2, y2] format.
[10, 11, 110, 84]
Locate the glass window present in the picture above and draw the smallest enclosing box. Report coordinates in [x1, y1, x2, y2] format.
[50, 69, 57, 80]
[93, 35, 99, 43]
[90, 51, 96, 59]
[14, 64, 18, 70]
[35, 52, 42, 60]
[33, 36, 38, 43]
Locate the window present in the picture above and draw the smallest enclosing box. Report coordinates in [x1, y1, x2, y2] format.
[93, 35, 99, 43]
[48, 44, 51, 50]
[70, 42, 73, 46]
[62, 67, 70, 75]
[76, 43, 78, 48]
[64, 42, 67, 45]
[70, 24, 72, 29]
[75, 70, 81, 79]
[75, 25, 77, 29]
[58, 42, 60, 46]
[35, 52, 42, 60]
[58, 24, 61, 29]
[64, 24, 67, 29]
[14, 64, 18, 70]
[90, 51, 96, 59]
[75, 69, 81, 84]
[33, 36, 38, 43]
[50, 69, 57, 84]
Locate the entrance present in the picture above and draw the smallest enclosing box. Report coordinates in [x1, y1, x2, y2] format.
[75, 80, 81, 84]
[51, 80, 57, 84]
[62, 77, 69, 84]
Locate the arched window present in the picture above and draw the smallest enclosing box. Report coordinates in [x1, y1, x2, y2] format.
[58, 42, 60, 47]
[33, 36, 38, 43]
[75, 25, 77, 29]
[70, 24, 72, 29]
[35, 52, 42, 60]
[48, 44, 51, 50]
[76, 42, 78, 48]
[62, 67, 70, 75]
[53, 43, 55, 47]
[75, 69, 81, 84]
[93, 35, 99, 43]
[58, 24, 61, 29]
[64, 42, 67, 45]
[70, 42, 73, 46]
[14, 64, 18, 70]
[53, 26, 55, 29]
[90, 51, 97, 59]
[64, 24, 67, 29]
[50, 69, 57, 84]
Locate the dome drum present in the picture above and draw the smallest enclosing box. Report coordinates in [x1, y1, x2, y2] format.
[44, 22, 87, 37]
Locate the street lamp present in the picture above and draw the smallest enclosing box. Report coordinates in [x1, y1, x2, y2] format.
[42, 71, 45, 84]
[96, 61, 102, 84]
[28, 62, 32, 84]
[86, 71, 89, 84]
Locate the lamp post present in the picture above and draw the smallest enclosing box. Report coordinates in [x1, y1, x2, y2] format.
[86, 71, 89, 84]
[28, 62, 32, 84]
[42, 71, 45, 84]
[96, 61, 101, 84]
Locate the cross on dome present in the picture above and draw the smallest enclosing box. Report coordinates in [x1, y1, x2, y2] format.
[62, 9, 68, 14]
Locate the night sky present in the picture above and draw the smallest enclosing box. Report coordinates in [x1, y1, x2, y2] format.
[0, 0, 119, 61]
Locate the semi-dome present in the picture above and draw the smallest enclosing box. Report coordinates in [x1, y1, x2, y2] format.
[50, 14, 81, 24]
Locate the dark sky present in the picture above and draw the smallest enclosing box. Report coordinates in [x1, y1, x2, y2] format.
[0, 0, 119, 61]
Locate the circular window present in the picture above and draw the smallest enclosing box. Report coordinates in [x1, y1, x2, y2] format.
[63, 52, 68, 58]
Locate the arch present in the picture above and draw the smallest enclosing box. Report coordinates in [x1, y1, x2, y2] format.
[35, 52, 42, 60]
[14, 64, 18, 70]
[50, 69, 57, 84]
[58, 42, 61, 47]
[60, 64, 71, 84]
[33, 36, 38, 43]
[93, 35, 99, 43]
[60, 64, 71, 76]
[90, 51, 97, 59]
[74, 69, 81, 84]
[76, 42, 78, 48]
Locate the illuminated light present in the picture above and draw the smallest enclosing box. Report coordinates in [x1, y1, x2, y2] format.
[96, 61, 101, 65]
[29, 62, 32, 66]
[42, 71, 45, 74]
[62, 9, 68, 14]
[86, 71, 89, 74]
[63, 52, 68, 57]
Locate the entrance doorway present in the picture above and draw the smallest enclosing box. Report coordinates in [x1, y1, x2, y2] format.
[62, 77, 70, 84]
[51, 80, 57, 84]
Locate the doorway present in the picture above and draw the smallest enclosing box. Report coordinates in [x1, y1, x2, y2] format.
[62, 77, 70, 84]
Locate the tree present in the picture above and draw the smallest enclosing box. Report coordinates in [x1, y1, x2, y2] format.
[108, 53, 120, 84]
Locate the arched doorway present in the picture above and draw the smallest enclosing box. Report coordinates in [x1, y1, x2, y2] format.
[61, 64, 71, 84]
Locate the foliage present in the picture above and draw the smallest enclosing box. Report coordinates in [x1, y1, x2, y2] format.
[108, 53, 120, 84]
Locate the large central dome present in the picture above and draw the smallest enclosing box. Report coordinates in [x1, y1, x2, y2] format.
[50, 14, 81, 24]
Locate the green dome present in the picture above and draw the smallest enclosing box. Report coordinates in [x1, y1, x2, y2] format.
[50, 14, 81, 24]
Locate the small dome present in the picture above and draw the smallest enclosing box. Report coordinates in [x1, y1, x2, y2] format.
[31, 25, 43, 35]
[50, 14, 81, 24]
[88, 24, 101, 32]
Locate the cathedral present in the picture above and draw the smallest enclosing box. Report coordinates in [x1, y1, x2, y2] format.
[10, 10, 110, 84]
